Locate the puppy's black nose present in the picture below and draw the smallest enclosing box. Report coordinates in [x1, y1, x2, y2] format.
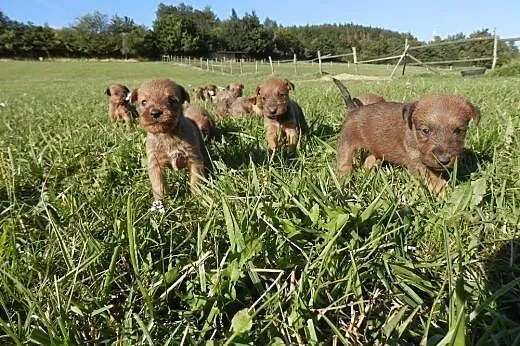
[150, 109, 162, 119]
[437, 154, 451, 165]
[269, 108, 277, 115]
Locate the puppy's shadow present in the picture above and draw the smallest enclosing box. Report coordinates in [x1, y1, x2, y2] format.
[310, 121, 339, 140]
[470, 238, 520, 343]
[455, 148, 492, 182]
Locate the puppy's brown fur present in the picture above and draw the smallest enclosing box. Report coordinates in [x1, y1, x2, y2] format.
[215, 83, 245, 117]
[354, 93, 385, 106]
[105, 84, 137, 128]
[225, 82, 244, 99]
[204, 84, 218, 102]
[253, 78, 309, 151]
[335, 86, 480, 197]
[184, 104, 215, 141]
[192, 86, 206, 101]
[131, 79, 206, 201]
[228, 96, 258, 117]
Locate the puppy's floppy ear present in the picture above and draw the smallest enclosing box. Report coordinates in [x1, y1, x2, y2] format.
[353, 98, 364, 107]
[123, 85, 130, 94]
[178, 85, 190, 104]
[105, 88, 111, 96]
[465, 101, 480, 125]
[402, 102, 417, 129]
[130, 89, 138, 104]
[251, 86, 261, 105]
[284, 79, 295, 91]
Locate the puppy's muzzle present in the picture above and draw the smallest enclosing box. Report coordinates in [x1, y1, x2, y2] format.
[150, 109, 163, 119]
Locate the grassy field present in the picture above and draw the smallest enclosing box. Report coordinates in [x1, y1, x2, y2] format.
[0, 60, 519, 345]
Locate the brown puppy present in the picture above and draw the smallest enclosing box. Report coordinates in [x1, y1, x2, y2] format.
[131, 79, 206, 211]
[228, 96, 258, 117]
[333, 79, 480, 197]
[184, 104, 215, 141]
[105, 84, 137, 128]
[225, 82, 244, 99]
[192, 86, 206, 101]
[204, 84, 218, 102]
[215, 82, 245, 117]
[332, 78, 385, 108]
[354, 93, 385, 106]
[253, 78, 309, 152]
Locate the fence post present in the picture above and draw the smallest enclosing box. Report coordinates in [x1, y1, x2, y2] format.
[230, 60, 233, 74]
[492, 30, 498, 70]
[255, 60, 259, 74]
[200, 57, 203, 69]
[317, 50, 323, 76]
[293, 54, 297, 74]
[352, 47, 358, 73]
[269, 56, 274, 75]
[206, 59, 210, 71]
[390, 38, 409, 78]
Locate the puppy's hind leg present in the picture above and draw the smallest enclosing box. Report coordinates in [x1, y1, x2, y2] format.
[122, 112, 133, 129]
[336, 134, 356, 178]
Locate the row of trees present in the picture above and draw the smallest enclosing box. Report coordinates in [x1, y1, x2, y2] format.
[0, 3, 517, 66]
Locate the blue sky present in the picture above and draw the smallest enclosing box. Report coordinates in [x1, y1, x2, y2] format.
[2, 0, 518, 42]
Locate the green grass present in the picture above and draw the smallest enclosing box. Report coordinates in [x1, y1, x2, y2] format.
[1, 60, 519, 345]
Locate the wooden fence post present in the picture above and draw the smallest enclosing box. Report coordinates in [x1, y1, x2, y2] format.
[230, 60, 233, 74]
[492, 30, 498, 70]
[206, 59, 210, 71]
[293, 54, 297, 74]
[352, 47, 358, 73]
[390, 38, 409, 78]
[255, 60, 259, 74]
[240, 60, 243, 74]
[269, 56, 274, 75]
[317, 50, 322, 76]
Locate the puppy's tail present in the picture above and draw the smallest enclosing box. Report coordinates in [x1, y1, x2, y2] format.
[332, 78, 358, 110]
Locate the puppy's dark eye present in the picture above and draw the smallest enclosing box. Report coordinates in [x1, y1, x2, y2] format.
[168, 98, 179, 106]
[262, 96, 267, 102]
[141, 100, 147, 106]
[420, 127, 431, 136]
[453, 128, 466, 135]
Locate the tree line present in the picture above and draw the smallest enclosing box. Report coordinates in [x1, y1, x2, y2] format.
[0, 3, 517, 66]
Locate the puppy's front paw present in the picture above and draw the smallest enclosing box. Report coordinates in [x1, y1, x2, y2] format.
[150, 200, 165, 213]
[431, 180, 448, 199]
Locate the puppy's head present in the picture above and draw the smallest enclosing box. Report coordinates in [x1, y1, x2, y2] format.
[106, 84, 130, 105]
[253, 79, 294, 119]
[353, 94, 385, 106]
[226, 83, 244, 98]
[131, 79, 190, 134]
[403, 94, 480, 171]
[205, 84, 217, 97]
[193, 86, 205, 100]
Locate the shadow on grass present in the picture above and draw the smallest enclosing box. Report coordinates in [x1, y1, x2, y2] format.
[470, 238, 520, 343]
[455, 148, 492, 182]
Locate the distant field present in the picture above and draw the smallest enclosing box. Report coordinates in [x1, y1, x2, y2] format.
[167, 56, 463, 78]
[0, 60, 519, 344]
